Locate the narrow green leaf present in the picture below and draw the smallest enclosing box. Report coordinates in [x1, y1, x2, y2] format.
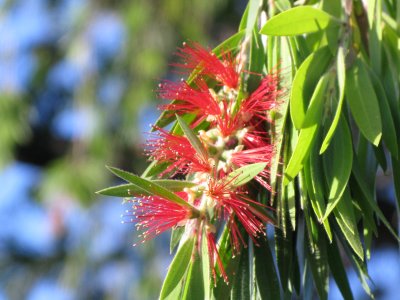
[286, 180, 296, 230]
[141, 160, 170, 179]
[327, 237, 354, 300]
[336, 230, 374, 298]
[245, 0, 260, 38]
[97, 180, 197, 197]
[231, 249, 250, 300]
[305, 228, 329, 300]
[238, 2, 249, 31]
[307, 137, 332, 241]
[368, 0, 382, 75]
[181, 252, 204, 300]
[275, 225, 292, 293]
[290, 46, 332, 129]
[284, 73, 332, 184]
[227, 162, 267, 187]
[352, 157, 400, 241]
[334, 189, 364, 260]
[320, 45, 346, 154]
[345, 59, 382, 146]
[176, 114, 208, 160]
[212, 226, 240, 298]
[260, 6, 339, 36]
[368, 70, 398, 158]
[160, 237, 195, 300]
[322, 117, 353, 219]
[201, 234, 211, 300]
[170, 226, 185, 254]
[106, 166, 195, 209]
[254, 238, 282, 300]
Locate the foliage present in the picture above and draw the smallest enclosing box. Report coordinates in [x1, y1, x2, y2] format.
[101, 0, 400, 299]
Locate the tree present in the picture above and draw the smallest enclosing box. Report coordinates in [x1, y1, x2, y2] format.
[101, 1, 400, 299]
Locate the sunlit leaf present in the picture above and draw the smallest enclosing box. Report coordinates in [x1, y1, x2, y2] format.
[320, 45, 346, 154]
[322, 117, 353, 219]
[227, 162, 267, 187]
[181, 251, 204, 300]
[334, 189, 364, 260]
[260, 6, 340, 36]
[97, 180, 197, 197]
[160, 237, 195, 300]
[290, 46, 332, 129]
[345, 59, 382, 146]
[106, 166, 195, 209]
[285, 72, 332, 184]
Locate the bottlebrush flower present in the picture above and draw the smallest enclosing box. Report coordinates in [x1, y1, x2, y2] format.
[174, 42, 240, 89]
[157, 78, 221, 121]
[207, 177, 271, 251]
[123, 194, 194, 245]
[103, 40, 281, 288]
[239, 75, 279, 123]
[145, 128, 211, 175]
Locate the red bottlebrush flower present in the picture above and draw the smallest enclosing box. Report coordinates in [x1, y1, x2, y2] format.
[240, 75, 279, 123]
[206, 231, 228, 284]
[174, 42, 240, 89]
[214, 100, 243, 137]
[231, 146, 274, 190]
[241, 130, 271, 149]
[158, 78, 221, 119]
[146, 128, 211, 176]
[124, 195, 192, 245]
[207, 177, 270, 251]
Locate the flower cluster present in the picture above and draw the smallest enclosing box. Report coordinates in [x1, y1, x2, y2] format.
[127, 42, 280, 284]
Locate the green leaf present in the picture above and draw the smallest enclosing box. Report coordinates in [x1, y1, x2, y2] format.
[106, 166, 195, 209]
[170, 226, 185, 254]
[336, 230, 374, 298]
[97, 180, 197, 197]
[307, 138, 332, 241]
[231, 249, 250, 300]
[345, 59, 382, 146]
[160, 237, 195, 300]
[333, 189, 364, 260]
[141, 160, 170, 178]
[275, 224, 293, 293]
[290, 46, 332, 129]
[260, 6, 339, 36]
[212, 226, 240, 298]
[305, 228, 329, 300]
[227, 162, 267, 187]
[284, 72, 332, 184]
[327, 238, 354, 300]
[254, 238, 282, 299]
[322, 117, 353, 219]
[352, 157, 400, 241]
[320, 45, 346, 154]
[245, 0, 260, 38]
[286, 180, 296, 230]
[176, 114, 208, 160]
[368, 70, 398, 158]
[181, 251, 204, 300]
[238, 2, 249, 31]
[201, 234, 211, 300]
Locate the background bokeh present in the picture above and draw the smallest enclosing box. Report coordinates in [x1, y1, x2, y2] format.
[0, 0, 398, 299]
